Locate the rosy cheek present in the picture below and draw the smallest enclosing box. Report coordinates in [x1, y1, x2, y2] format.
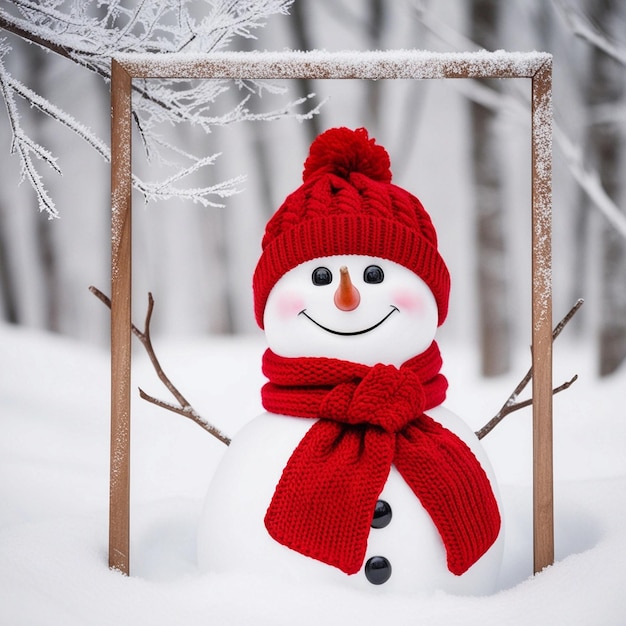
[392, 290, 424, 314]
[275, 293, 306, 319]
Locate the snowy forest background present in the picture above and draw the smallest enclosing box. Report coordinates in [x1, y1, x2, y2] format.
[2, 3, 626, 624]
[1, 0, 625, 379]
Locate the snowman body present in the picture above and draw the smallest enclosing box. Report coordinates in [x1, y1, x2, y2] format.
[197, 255, 504, 594]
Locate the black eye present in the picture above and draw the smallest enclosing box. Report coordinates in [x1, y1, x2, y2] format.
[312, 267, 333, 286]
[363, 265, 384, 284]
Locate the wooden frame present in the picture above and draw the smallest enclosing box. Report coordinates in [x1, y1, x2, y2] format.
[109, 50, 553, 576]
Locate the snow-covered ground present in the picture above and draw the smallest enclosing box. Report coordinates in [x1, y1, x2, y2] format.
[1, 322, 625, 625]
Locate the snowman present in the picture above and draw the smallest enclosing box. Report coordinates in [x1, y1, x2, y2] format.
[197, 127, 503, 594]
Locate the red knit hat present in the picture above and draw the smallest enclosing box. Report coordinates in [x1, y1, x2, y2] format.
[253, 127, 450, 328]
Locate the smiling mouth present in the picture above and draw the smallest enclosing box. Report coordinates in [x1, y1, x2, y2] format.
[298, 306, 399, 336]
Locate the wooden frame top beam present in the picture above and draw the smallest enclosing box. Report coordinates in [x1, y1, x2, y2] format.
[112, 49, 552, 80]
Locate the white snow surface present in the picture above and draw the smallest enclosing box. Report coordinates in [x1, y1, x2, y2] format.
[1, 322, 625, 625]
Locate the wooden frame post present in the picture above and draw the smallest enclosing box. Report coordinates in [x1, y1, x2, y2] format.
[531, 58, 554, 573]
[108, 50, 553, 577]
[109, 59, 132, 575]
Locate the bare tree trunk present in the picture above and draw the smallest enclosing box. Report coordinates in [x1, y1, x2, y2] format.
[289, 0, 323, 144]
[586, 0, 626, 375]
[469, 0, 511, 376]
[0, 204, 19, 324]
[361, 0, 385, 132]
[233, 35, 282, 221]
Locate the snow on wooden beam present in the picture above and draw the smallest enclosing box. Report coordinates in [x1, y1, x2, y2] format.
[108, 49, 553, 578]
[112, 49, 552, 80]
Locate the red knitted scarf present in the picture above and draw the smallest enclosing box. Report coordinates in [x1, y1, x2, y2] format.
[261, 342, 501, 576]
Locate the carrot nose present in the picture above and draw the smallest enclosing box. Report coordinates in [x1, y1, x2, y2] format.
[334, 266, 361, 311]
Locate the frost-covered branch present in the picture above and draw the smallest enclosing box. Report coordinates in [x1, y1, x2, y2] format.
[2, 55, 110, 160]
[0, 44, 59, 217]
[132, 166, 246, 209]
[0, 0, 314, 218]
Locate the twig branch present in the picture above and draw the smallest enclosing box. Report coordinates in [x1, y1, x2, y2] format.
[89, 285, 231, 446]
[480, 375, 578, 419]
[475, 299, 584, 440]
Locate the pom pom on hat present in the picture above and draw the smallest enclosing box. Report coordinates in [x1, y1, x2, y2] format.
[253, 127, 450, 328]
[302, 126, 392, 184]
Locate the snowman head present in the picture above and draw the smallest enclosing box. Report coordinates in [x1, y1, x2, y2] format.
[253, 127, 450, 366]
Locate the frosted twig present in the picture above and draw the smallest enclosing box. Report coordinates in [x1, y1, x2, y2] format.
[0, 49, 59, 218]
[476, 299, 584, 440]
[6, 71, 110, 161]
[133, 170, 246, 207]
[89, 285, 231, 446]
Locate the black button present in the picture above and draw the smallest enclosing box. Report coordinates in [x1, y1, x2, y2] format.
[371, 500, 392, 529]
[365, 556, 392, 585]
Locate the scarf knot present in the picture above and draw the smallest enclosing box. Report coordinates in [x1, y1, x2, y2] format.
[320, 364, 426, 434]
